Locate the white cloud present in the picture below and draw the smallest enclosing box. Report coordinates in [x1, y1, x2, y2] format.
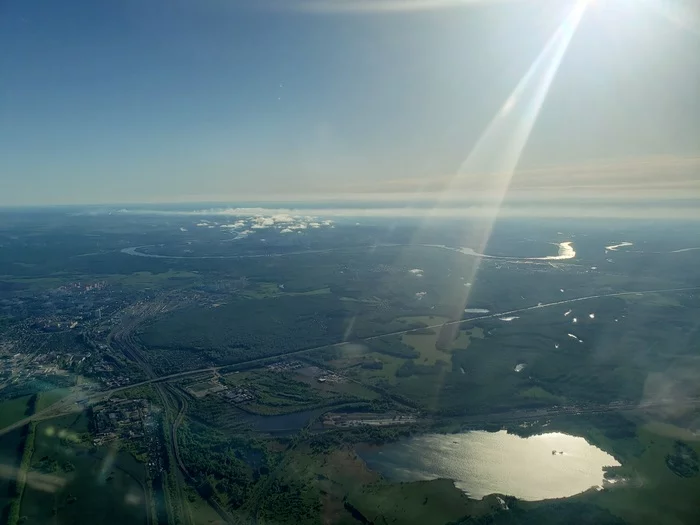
[271, 214, 296, 223]
[111, 200, 700, 220]
[250, 217, 275, 229]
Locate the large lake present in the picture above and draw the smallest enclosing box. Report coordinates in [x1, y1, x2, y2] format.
[358, 431, 620, 501]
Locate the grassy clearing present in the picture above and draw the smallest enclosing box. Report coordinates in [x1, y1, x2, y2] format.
[182, 484, 223, 525]
[241, 282, 281, 298]
[294, 374, 380, 401]
[350, 352, 405, 385]
[347, 478, 491, 525]
[242, 282, 331, 299]
[402, 332, 451, 366]
[0, 396, 32, 428]
[399, 314, 482, 365]
[36, 389, 71, 412]
[221, 370, 335, 415]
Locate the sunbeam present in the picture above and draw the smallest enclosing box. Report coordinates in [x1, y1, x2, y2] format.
[408, 0, 589, 408]
[418, 0, 588, 312]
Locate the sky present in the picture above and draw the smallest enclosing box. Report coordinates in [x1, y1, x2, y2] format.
[0, 0, 699, 209]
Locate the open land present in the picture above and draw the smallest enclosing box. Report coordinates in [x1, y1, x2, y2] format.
[0, 210, 699, 524]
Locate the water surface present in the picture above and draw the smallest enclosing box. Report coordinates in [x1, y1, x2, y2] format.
[359, 431, 620, 501]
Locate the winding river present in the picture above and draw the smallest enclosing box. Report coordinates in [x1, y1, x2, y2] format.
[120, 241, 577, 262]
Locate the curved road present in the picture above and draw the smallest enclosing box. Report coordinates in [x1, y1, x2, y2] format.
[1, 285, 698, 437]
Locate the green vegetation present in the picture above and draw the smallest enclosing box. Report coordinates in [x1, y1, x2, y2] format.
[178, 420, 271, 510]
[182, 485, 223, 525]
[448, 498, 627, 525]
[4, 215, 700, 524]
[241, 282, 332, 299]
[19, 414, 148, 525]
[115, 270, 201, 288]
[139, 295, 351, 371]
[7, 423, 35, 525]
[665, 440, 699, 478]
[517, 386, 564, 403]
[587, 426, 700, 525]
[0, 396, 32, 428]
[347, 479, 489, 525]
[0, 428, 25, 523]
[36, 388, 71, 411]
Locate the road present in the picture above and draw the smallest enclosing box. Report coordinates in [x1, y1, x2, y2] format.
[113, 309, 234, 525]
[167, 386, 234, 524]
[1, 285, 698, 438]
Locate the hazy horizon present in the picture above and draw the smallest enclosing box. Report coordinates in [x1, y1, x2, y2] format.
[1, 0, 699, 213]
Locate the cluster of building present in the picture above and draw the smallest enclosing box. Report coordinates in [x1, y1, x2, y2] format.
[296, 365, 346, 384]
[221, 386, 255, 404]
[92, 398, 164, 475]
[93, 398, 151, 444]
[322, 412, 417, 428]
[55, 281, 108, 294]
[186, 377, 256, 404]
[266, 360, 304, 373]
[0, 348, 73, 388]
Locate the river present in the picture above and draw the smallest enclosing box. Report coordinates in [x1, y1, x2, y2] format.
[358, 430, 620, 501]
[120, 241, 577, 262]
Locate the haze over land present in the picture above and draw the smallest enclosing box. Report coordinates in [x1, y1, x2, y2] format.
[1, 0, 700, 523]
[1, 208, 700, 524]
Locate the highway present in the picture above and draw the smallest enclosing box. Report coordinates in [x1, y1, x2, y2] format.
[1, 285, 698, 438]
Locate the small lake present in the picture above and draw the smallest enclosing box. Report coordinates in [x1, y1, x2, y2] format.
[358, 431, 620, 501]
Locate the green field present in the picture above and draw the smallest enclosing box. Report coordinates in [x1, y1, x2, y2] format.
[0, 396, 33, 429]
[349, 352, 406, 385]
[18, 413, 148, 525]
[293, 373, 380, 401]
[401, 323, 480, 366]
[115, 270, 201, 287]
[36, 389, 71, 412]
[590, 425, 700, 525]
[347, 478, 490, 525]
[182, 485, 224, 525]
[0, 428, 26, 523]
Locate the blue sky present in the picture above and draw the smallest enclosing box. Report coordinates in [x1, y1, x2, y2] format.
[1, 0, 698, 206]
